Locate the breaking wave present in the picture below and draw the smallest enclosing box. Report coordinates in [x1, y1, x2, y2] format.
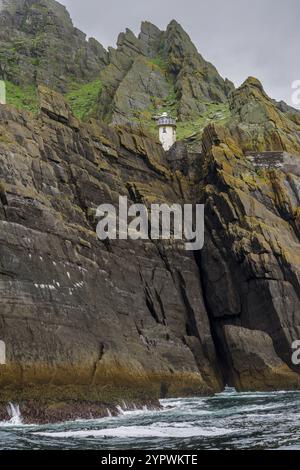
[1, 388, 300, 449]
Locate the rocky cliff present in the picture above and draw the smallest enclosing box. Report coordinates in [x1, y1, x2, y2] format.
[0, 0, 108, 92]
[0, 0, 233, 129]
[228, 77, 300, 154]
[95, 19, 233, 124]
[199, 123, 300, 390]
[1, 0, 300, 423]
[0, 87, 224, 422]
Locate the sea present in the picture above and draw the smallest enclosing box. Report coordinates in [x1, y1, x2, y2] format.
[1, 388, 300, 450]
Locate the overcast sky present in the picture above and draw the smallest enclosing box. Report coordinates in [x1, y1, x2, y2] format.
[61, 0, 300, 108]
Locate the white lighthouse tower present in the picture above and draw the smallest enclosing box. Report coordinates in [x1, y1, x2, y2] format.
[157, 112, 177, 151]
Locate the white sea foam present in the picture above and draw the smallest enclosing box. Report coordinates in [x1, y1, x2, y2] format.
[116, 405, 124, 415]
[233, 402, 292, 413]
[7, 403, 22, 425]
[150, 421, 194, 429]
[35, 425, 237, 439]
[3, 390, 300, 449]
[0, 403, 23, 427]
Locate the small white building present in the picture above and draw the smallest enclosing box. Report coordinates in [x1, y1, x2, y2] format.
[157, 112, 177, 151]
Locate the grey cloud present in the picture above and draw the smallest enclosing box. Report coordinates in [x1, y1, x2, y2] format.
[60, 0, 300, 107]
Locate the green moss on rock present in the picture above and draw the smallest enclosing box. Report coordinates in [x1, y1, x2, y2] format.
[5, 81, 38, 114]
[66, 79, 102, 120]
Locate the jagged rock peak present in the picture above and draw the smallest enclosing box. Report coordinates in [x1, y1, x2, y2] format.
[116, 28, 140, 56]
[227, 74, 300, 155]
[139, 21, 162, 57]
[166, 19, 190, 33]
[241, 76, 266, 93]
[96, 17, 231, 123]
[229, 75, 274, 117]
[139, 21, 162, 39]
[163, 19, 199, 57]
[115, 19, 198, 59]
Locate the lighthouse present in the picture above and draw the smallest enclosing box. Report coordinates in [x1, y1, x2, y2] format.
[157, 112, 177, 151]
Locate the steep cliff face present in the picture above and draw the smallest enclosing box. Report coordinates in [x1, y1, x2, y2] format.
[199, 124, 300, 390]
[1, 0, 300, 423]
[0, 88, 223, 422]
[1, 86, 300, 422]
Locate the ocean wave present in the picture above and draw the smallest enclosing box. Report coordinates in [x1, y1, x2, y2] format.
[35, 425, 238, 440]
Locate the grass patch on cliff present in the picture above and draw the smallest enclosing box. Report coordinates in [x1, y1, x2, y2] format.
[130, 80, 179, 139]
[176, 103, 231, 141]
[130, 84, 230, 147]
[66, 79, 102, 120]
[4, 81, 38, 114]
[148, 56, 168, 72]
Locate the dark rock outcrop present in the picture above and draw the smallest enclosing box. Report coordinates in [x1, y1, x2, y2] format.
[0, 88, 223, 422]
[198, 123, 300, 390]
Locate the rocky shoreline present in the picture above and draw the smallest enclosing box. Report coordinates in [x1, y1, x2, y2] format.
[0, 398, 161, 425]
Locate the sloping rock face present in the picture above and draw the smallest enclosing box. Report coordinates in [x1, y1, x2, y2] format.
[228, 77, 300, 155]
[96, 20, 233, 123]
[199, 123, 300, 391]
[160, 20, 233, 120]
[0, 0, 108, 92]
[0, 88, 223, 421]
